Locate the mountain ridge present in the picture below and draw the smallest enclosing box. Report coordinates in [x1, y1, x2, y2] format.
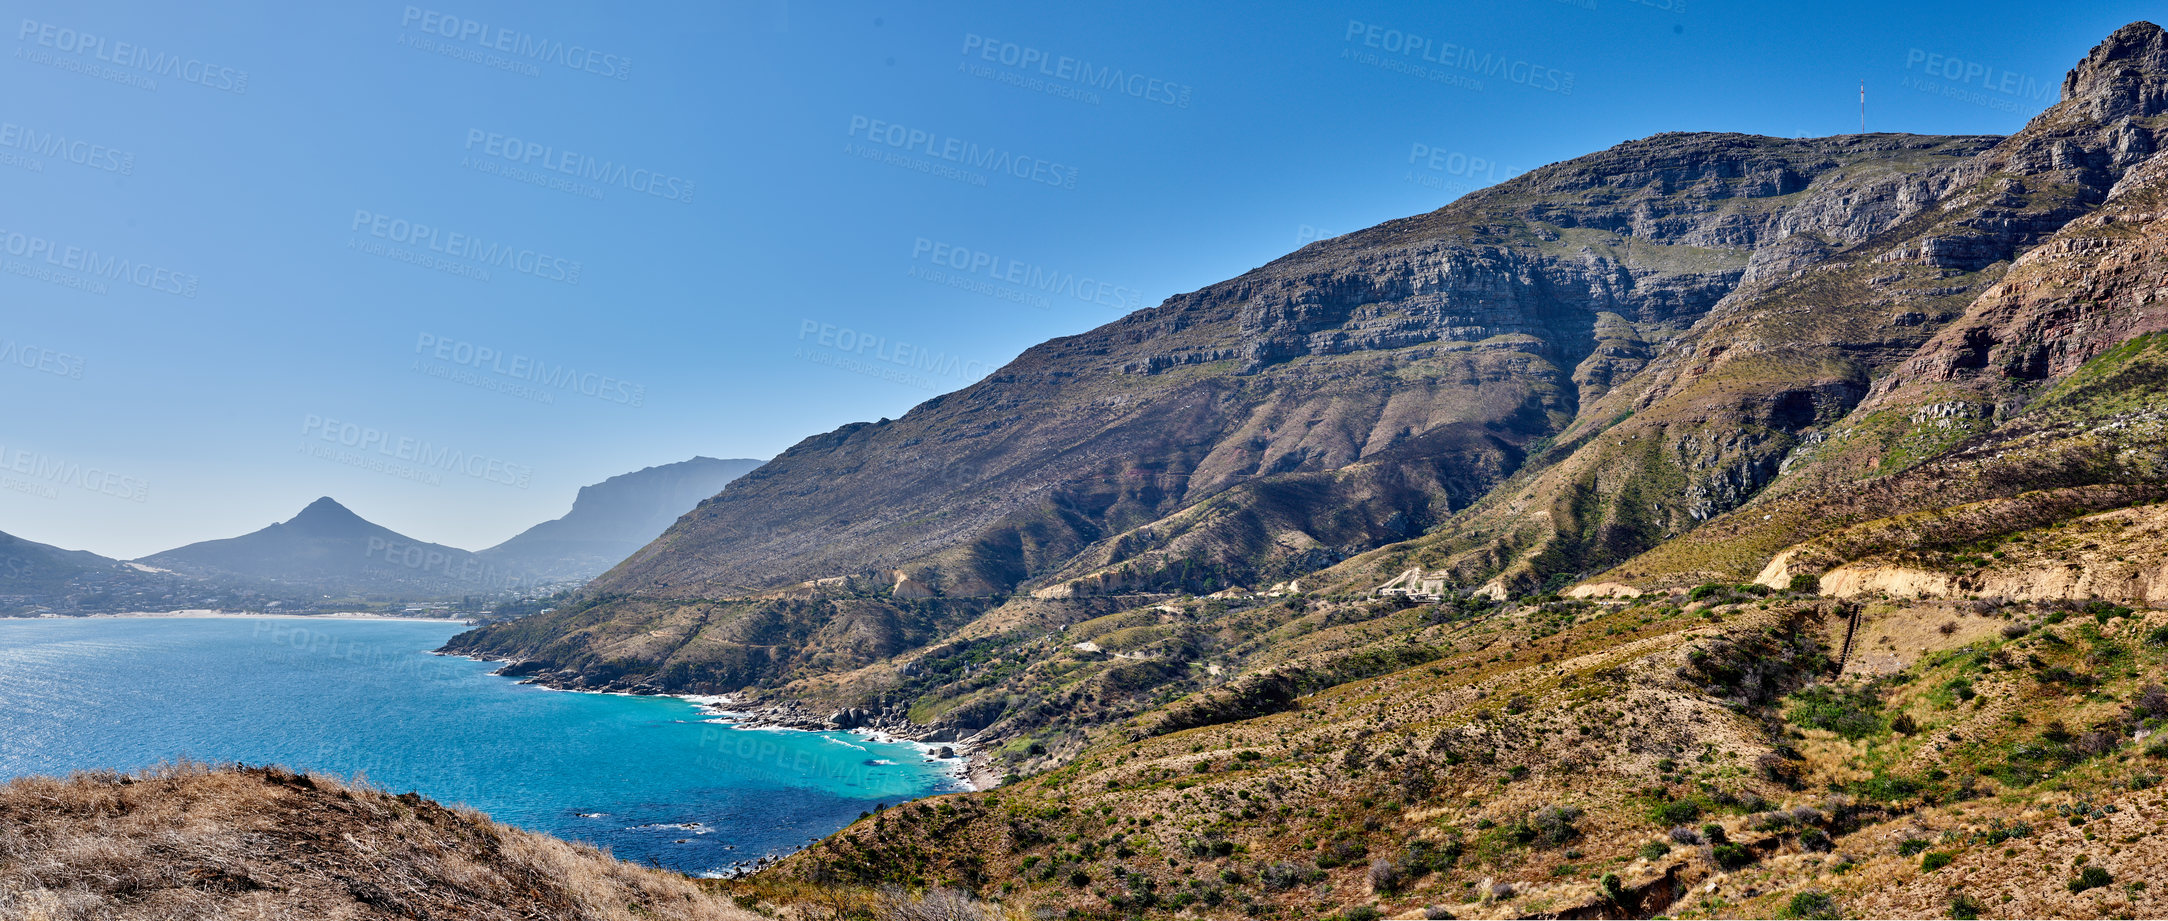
[136, 497, 486, 598]
[1, 457, 756, 612]
[443, 20, 2168, 782]
[476, 456, 762, 583]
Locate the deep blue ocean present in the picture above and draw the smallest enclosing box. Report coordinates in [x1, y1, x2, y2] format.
[0, 616, 956, 876]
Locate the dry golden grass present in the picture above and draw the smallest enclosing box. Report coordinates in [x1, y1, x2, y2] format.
[0, 762, 761, 921]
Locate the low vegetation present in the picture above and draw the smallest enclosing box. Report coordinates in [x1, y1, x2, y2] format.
[0, 763, 759, 921]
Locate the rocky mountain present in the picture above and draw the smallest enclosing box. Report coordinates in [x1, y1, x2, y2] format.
[1340, 20, 2168, 601]
[445, 132, 2010, 687]
[136, 497, 495, 599]
[448, 22, 2168, 918]
[475, 457, 761, 583]
[563, 131, 2002, 604]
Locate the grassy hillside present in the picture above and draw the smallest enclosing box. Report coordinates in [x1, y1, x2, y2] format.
[733, 592, 2168, 920]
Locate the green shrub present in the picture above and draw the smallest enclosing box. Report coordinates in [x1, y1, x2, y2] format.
[1259, 861, 1322, 891]
[1852, 773, 1923, 802]
[1920, 851, 1954, 872]
[1402, 837, 1461, 875]
[1896, 838, 1931, 856]
[2085, 601, 2133, 621]
[2069, 866, 2112, 893]
[1782, 890, 1841, 920]
[1787, 573, 1821, 594]
[1948, 892, 1983, 919]
[1315, 840, 1368, 869]
[1787, 685, 1886, 739]
[1650, 799, 1703, 826]
[1529, 805, 1583, 847]
[1639, 840, 1672, 861]
[1712, 842, 1753, 870]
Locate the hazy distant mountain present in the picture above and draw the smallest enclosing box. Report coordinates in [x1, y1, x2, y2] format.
[0, 529, 297, 615]
[0, 529, 122, 594]
[137, 497, 493, 598]
[11, 458, 762, 608]
[475, 457, 762, 583]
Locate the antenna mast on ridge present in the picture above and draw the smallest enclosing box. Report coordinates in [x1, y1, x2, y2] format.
[1859, 80, 1866, 134]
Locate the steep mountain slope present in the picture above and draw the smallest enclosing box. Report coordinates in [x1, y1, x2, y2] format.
[599, 132, 1994, 601]
[476, 457, 761, 583]
[138, 497, 492, 598]
[448, 133, 2005, 688]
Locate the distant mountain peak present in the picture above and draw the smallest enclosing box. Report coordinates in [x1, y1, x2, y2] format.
[285, 496, 370, 533]
[2062, 21, 2168, 120]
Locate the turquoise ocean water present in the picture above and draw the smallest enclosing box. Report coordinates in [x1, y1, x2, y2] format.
[0, 616, 955, 875]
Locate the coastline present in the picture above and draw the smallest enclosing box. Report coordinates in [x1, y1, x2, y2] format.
[71, 610, 472, 624]
[443, 651, 1001, 794]
[680, 695, 1000, 794]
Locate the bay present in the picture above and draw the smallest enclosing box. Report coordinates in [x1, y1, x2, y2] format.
[0, 615, 955, 876]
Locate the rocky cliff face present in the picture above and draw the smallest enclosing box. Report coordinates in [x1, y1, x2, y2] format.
[1325, 22, 2168, 597]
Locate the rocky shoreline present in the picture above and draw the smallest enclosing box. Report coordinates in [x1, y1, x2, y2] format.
[443, 653, 1003, 792]
[682, 697, 1004, 793]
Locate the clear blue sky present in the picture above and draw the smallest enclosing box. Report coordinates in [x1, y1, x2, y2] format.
[2, 0, 2153, 558]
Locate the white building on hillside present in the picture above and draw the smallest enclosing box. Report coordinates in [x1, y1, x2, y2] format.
[1375, 567, 1451, 601]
